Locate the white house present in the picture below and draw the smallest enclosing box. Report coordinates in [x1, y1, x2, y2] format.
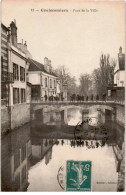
[8, 20, 31, 129]
[28, 57, 58, 101]
[114, 47, 125, 87]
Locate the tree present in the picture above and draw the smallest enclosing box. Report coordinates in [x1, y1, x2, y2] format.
[79, 73, 91, 96]
[54, 65, 79, 100]
[92, 54, 116, 97]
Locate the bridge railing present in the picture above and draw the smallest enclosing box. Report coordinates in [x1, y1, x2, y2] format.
[31, 100, 125, 105]
[110, 97, 125, 105]
[31, 96, 124, 105]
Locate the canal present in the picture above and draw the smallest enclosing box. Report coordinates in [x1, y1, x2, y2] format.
[1, 106, 125, 191]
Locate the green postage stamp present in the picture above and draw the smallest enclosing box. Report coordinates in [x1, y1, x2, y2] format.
[66, 160, 92, 191]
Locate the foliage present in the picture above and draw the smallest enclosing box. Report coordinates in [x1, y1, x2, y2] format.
[54, 65, 79, 99]
[92, 54, 116, 96]
[79, 73, 91, 96]
[54, 53, 116, 99]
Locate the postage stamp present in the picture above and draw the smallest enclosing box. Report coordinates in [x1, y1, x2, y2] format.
[66, 160, 92, 191]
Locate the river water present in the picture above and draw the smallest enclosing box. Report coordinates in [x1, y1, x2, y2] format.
[1, 106, 124, 191]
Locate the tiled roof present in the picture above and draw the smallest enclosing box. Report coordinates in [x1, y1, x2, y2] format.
[28, 58, 57, 77]
[27, 82, 32, 87]
[1, 23, 10, 31]
[118, 53, 125, 70]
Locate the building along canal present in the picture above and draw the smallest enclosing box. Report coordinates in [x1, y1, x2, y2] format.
[1, 105, 125, 191]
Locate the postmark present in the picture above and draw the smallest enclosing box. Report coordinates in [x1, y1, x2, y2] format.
[74, 116, 109, 142]
[57, 166, 65, 190]
[66, 160, 92, 191]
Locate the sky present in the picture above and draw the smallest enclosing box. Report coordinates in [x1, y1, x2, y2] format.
[2, 0, 125, 84]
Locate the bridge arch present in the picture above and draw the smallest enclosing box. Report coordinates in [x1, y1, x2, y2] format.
[87, 104, 114, 111]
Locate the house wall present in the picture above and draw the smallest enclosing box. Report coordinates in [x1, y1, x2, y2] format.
[1, 27, 8, 71]
[56, 80, 61, 94]
[1, 106, 11, 134]
[63, 85, 67, 101]
[9, 49, 26, 106]
[41, 72, 57, 98]
[26, 85, 31, 103]
[114, 70, 125, 87]
[1, 25, 9, 102]
[8, 46, 30, 128]
[7, 47, 31, 130]
[28, 63, 68, 100]
[28, 72, 41, 85]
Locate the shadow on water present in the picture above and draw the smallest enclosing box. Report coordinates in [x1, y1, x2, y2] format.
[1, 123, 31, 191]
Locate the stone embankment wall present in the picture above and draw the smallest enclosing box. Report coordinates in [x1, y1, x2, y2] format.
[115, 105, 125, 127]
[1, 103, 30, 133]
[11, 103, 30, 129]
[1, 106, 11, 134]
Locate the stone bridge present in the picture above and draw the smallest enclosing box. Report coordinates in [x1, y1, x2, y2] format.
[30, 101, 124, 127]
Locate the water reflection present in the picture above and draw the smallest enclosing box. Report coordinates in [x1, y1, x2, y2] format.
[1, 124, 31, 191]
[1, 106, 125, 191]
[31, 138, 55, 167]
[28, 139, 118, 191]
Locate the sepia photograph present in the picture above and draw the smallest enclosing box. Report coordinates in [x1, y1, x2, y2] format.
[1, 0, 125, 192]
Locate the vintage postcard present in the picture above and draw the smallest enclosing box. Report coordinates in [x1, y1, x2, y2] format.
[1, 0, 125, 192]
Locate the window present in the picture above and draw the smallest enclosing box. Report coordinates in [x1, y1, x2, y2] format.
[50, 79, 52, 88]
[14, 150, 20, 171]
[13, 88, 20, 104]
[13, 63, 19, 80]
[22, 165, 26, 184]
[1, 56, 3, 70]
[54, 80, 55, 88]
[20, 67, 25, 82]
[14, 173, 20, 191]
[21, 145, 26, 162]
[21, 89, 26, 103]
[45, 78, 47, 87]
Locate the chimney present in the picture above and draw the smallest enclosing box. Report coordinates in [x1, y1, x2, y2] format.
[24, 41, 27, 47]
[44, 57, 48, 66]
[10, 20, 17, 46]
[14, 19, 16, 25]
[48, 59, 52, 73]
[119, 47, 122, 54]
[48, 60, 51, 66]
[8, 27, 11, 43]
[23, 41, 27, 52]
[44, 57, 49, 72]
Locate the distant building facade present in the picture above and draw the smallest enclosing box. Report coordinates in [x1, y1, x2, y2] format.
[107, 47, 125, 100]
[114, 47, 125, 87]
[28, 57, 58, 101]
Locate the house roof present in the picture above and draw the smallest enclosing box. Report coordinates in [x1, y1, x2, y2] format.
[114, 53, 125, 74]
[27, 82, 32, 87]
[118, 53, 125, 70]
[1, 23, 10, 31]
[28, 58, 57, 77]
